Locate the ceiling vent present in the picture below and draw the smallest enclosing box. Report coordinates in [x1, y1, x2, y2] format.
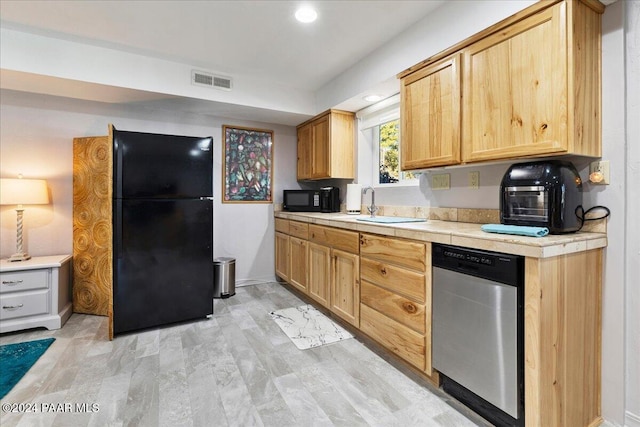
[191, 70, 232, 91]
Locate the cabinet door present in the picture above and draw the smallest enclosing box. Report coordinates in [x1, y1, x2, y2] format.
[275, 232, 290, 281]
[289, 237, 308, 293]
[401, 54, 461, 169]
[462, 4, 567, 162]
[297, 123, 312, 180]
[311, 115, 330, 179]
[330, 249, 360, 327]
[308, 242, 330, 308]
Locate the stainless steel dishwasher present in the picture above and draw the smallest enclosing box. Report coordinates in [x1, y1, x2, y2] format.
[432, 244, 524, 427]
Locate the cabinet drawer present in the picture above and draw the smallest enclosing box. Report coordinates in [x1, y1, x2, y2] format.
[289, 221, 309, 240]
[361, 280, 425, 334]
[360, 234, 426, 271]
[0, 290, 49, 320]
[0, 270, 48, 294]
[360, 304, 425, 370]
[309, 225, 359, 254]
[360, 257, 425, 303]
[275, 218, 289, 234]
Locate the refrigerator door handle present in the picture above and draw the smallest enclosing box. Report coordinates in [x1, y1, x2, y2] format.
[199, 197, 214, 200]
[115, 199, 123, 259]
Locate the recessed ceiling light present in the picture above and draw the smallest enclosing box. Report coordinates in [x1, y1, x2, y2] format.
[363, 95, 384, 102]
[295, 6, 317, 23]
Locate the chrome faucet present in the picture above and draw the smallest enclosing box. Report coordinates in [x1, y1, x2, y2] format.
[363, 186, 378, 217]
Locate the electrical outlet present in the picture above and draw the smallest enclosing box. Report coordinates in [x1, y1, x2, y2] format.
[589, 160, 610, 185]
[469, 171, 479, 189]
[432, 173, 450, 190]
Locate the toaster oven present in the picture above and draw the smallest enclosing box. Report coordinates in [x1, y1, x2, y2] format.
[500, 160, 583, 234]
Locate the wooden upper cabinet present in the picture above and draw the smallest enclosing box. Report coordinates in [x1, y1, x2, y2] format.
[311, 115, 330, 179]
[398, 0, 603, 168]
[401, 54, 461, 169]
[463, 3, 565, 162]
[296, 110, 355, 180]
[297, 123, 312, 180]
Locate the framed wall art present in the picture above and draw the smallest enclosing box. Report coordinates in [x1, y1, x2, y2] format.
[222, 125, 274, 203]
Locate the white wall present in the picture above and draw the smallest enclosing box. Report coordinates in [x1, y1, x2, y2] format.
[625, 2, 640, 425]
[0, 90, 299, 284]
[342, 2, 634, 425]
[0, 28, 316, 118]
[317, 0, 537, 111]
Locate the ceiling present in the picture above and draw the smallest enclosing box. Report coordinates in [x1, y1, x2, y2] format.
[0, 0, 446, 124]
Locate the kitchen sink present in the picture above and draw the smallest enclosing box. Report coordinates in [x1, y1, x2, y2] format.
[356, 216, 426, 224]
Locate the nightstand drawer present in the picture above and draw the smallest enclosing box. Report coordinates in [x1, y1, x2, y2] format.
[0, 270, 48, 293]
[0, 290, 49, 320]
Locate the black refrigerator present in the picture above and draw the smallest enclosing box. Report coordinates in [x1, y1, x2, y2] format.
[112, 127, 214, 335]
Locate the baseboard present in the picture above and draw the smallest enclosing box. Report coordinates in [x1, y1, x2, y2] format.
[626, 410, 640, 427]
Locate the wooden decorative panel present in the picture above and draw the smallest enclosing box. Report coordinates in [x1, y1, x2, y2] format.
[72, 135, 112, 317]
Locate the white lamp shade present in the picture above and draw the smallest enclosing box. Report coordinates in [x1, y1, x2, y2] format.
[0, 178, 49, 205]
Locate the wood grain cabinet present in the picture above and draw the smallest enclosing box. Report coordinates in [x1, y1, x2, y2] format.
[359, 234, 433, 376]
[401, 54, 462, 169]
[462, 0, 602, 162]
[330, 249, 360, 327]
[274, 216, 604, 426]
[308, 225, 360, 326]
[276, 221, 360, 327]
[296, 110, 355, 180]
[275, 232, 290, 282]
[307, 242, 331, 308]
[398, 0, 603, 169]
[274, 219, 290, 282]
[288, 222, 309, 294]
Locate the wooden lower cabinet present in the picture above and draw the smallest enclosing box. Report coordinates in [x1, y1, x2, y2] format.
[275, 232, 289, 282]
[360, 304, 426, 370]
[525, 249, 603, 427]
[330, 249, 360, 327]
[275, 219, 604, 426]
[289, 236, 308, 293]
[308, 242, 331, 308]
[359, 233, 432, 375]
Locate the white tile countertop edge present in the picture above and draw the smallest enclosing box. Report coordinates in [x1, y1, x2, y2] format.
[274, 212, 607, 258]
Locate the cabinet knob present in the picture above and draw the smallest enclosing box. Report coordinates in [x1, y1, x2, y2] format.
[2, 304, 24, 310]
[2, 280, 23, 285]
[380, 267, 387, 275]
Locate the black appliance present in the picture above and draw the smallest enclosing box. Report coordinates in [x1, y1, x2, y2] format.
[432, 244, 525, 427]
[282, 189, 321, 212]
[112, 127, 214, 335]
[320, 186, 340, 213]
[500, 160, 583, 234]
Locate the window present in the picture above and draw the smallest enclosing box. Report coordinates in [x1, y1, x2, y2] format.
[358, 94, 418, 186]
[377, 119, 417, 184]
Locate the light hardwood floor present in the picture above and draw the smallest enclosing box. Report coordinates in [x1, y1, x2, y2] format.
[1, 282, 487, 427]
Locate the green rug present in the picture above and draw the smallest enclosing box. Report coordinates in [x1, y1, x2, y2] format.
[0, 338, 55, 399]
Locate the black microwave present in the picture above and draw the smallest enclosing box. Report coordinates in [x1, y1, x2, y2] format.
[283, 190, 321, 212]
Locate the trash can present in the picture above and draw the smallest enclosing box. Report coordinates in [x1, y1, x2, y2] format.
[213, 257, 236, 298]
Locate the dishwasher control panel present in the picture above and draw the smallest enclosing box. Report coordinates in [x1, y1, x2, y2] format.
[432, 244, 523, 286]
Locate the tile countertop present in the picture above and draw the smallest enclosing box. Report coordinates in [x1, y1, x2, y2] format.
[274, 212, 607, 259]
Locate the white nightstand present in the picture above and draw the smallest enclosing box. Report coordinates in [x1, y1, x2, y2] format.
[0, 255, 72, 333]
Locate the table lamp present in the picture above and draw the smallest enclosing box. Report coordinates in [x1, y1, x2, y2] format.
[0, 176, 49, 262]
